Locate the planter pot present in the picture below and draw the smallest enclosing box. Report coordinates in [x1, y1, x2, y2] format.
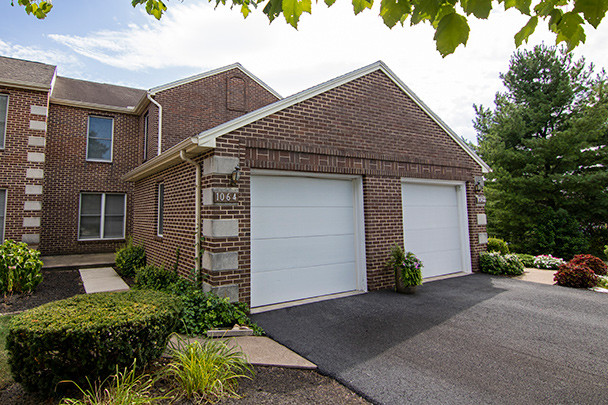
[395, 276, 418, 294]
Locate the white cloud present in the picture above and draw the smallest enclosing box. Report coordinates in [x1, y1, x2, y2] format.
[0, 39, 81, 68]
[46, 2, 608, 143]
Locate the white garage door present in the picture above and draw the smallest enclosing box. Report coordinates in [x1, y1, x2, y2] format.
[251, 175, 359, 307]
[402, 182, 469, 278]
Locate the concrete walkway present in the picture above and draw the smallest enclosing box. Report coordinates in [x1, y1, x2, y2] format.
[167, 334, 316, 369]
[79, 267, 129, 293]
[514, 267, 556, 285]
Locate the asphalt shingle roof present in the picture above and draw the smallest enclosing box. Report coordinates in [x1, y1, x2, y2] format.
[0, 56, 56, 88]
[51, 76, 146, 109]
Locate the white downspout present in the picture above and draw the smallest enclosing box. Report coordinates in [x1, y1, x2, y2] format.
[180, 150, 201, 282]
[147, 93, 162, 156]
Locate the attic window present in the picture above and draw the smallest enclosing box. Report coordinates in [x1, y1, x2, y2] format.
[227, 76, 246, 112]
[86, 116, 113, 162]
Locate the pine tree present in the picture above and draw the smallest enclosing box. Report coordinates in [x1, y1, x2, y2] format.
[475, 45, 608, 259]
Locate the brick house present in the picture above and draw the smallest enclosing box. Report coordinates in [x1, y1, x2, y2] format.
[0, 55, 490, 308]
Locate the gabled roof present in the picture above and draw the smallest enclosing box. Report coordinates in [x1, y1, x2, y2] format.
[0, 56, 56, 90]
[51, 76, 147, 114]
[149, 62, 282, 99]
[123, 61, 490, 181]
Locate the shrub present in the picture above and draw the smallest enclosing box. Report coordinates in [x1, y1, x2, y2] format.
[479, 252, 525, 276]
[166, 337, 252, 403]
[115, 238, 146, 277]
[604, 245, 608, 260]
[533, 254, 565, 270]
[0, 240, 43, 294]
[596, 276, 608, 289]
[514, 253, 535, 268]
[487, 238, 509, 254]
[569, 254, 608, 276]
[6, 290, 182, 395]
[60, 364, 168, 405]
[177, 291, 262, 336]
[554, 263, 598, 288]
[134, 265, 178, 291]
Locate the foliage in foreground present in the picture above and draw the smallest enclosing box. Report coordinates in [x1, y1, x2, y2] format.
[134, 265, 195, 296]
[554, 263, 598, 288]
[514, 254, 535, 268]
[6, 290, 182, 394]
[569, 254, 608, 276]
[479, 252, 524, 276]
[115, 237, 146, 277]
[476, 45, 608, 259]
[533, 254, 566, 270]
[387, 245, 422, 288]
[16, 0, 607, 57]
[0, 315, 13, 390]
[487, 238, 509, 255]
[166, 337, 252, 404]
[0, 240, 43, 294]
[60, 364, 168, 405]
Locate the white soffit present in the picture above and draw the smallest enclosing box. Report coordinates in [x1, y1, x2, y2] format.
[195, 61, 491, 174]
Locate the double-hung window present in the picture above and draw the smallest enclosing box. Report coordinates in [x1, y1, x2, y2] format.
[0, 94, 8, 149]
[87, 116, 113, 162]
[157, 183, 164, 237]
[0, 189, 6, 242]
[78, 193, 126, 240]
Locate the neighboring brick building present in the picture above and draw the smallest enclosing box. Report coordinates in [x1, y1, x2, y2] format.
[0, 55, 490, 308]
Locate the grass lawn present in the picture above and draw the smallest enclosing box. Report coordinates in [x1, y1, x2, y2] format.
[0, 315, 13, 389]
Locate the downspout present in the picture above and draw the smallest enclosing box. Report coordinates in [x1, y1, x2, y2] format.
[180, 150, 201, 282]
[146, 93, 162, 156]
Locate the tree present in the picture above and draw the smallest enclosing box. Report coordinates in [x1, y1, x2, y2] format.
[475, 44, 608, 259]
[11, 0, 608, 57]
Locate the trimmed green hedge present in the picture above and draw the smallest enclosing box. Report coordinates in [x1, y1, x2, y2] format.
[6, 290, 182, 395]
[479, 252, 525, 276]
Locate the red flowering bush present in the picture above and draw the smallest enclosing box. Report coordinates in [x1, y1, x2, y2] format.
[569, 254, 607, 275]
[554, 263, 598, 288]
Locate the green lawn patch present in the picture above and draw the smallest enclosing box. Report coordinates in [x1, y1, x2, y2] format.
[0, 314, 13, 389]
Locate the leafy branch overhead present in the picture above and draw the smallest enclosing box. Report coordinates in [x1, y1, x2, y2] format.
[13, 0, 608, 56]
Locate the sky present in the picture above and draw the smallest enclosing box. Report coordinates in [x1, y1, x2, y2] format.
[1, 0, 608, 143]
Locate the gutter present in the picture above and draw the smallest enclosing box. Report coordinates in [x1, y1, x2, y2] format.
[179, 150, 201, 282]
[147, 93, 163, 155]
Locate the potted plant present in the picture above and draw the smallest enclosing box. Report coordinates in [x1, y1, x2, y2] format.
[388, 245, 423, 294]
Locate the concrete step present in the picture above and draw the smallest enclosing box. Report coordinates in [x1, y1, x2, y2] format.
[42, 253, 115, 271]
[79, 267, 129, 294]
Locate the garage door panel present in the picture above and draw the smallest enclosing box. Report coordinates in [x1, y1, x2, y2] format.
[402, 184, 458, 207]
[251, 206, 355, 239]
[405, 227, 462, 254]
[418, 249, 463, 278]
[252, 262, 357, 307]
[252, 234, 356, 273]
[404, 206, 460, 230]
[251, 176, 353, 207]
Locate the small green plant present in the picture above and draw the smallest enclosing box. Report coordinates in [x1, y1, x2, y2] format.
[533, 254, 565, 270]
[177, 291, 262, 336]
[569, 254, 607, 275]
[135, 265, 178, 291]
[166, 336, 252, 403]
[596, 275, 608, 289]
[115, 237, 146, 277]
[487, 238, 509, 254]
[0, 240, 43, 294]
[514, 253, 535, 268]
[479, 252, 525, 276]
[604, 245, 608, 260]
[554, 263, 598, 288]
[387, 245, 423, 288]
[60, 363, 168, 405]
[7, 290, 182, 394]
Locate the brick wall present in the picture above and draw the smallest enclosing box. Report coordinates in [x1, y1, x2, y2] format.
[144, 68, 279, 160]
[0, 86, 49, 247]
[41, 104, 139, 254]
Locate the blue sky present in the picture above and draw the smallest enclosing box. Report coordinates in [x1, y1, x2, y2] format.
[2, 0, 607, 143]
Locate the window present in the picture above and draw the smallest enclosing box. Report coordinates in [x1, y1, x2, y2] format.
[0, 189, 6, 243]
[143, 113, 149, 162]
[87, 116, 113, 161]
[0, 94, 8, 149]
[157, 183, 164, 237]
[78, 193, 125, 240]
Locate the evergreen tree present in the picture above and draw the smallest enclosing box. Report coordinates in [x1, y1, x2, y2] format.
[475, 45, 608, 259]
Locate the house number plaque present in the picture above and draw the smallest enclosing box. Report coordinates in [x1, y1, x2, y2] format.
[475, 195, 486, 205]
[213, 190, 238, 203]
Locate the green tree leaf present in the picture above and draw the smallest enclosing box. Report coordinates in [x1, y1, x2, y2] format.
[461, 0, 492, 19]
[282, 0, 311, 27]
[554, 11, 587, 50]
[433, 12, 470, 57]
[573, 0, 608, 28]
[514, 15, 538, 46]
[380, 0, 411, 27]
[352, 0, 374, 15]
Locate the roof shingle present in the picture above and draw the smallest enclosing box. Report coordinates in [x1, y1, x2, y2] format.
[0, 56, 56, 88]
[51, 76, 146, 110]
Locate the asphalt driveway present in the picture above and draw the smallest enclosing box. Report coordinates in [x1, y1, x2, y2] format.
[252, 274, 608, 404]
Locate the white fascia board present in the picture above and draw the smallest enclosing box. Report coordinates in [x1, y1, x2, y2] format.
[148, 63, 282, 99]
[195, 60, 491, 173]
[50, 98, 139, 115]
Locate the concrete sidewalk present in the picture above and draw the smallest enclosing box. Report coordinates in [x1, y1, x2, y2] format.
[514, 268, 556, 285]
[167, 334, 316, 369]
[79, 267, 129, 293]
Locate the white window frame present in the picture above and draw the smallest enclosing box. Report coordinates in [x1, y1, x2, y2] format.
[77, 192, 126, 241]
[143, 113, 149, 162]
[0, 189, 6, 243]
[157, 183, 164, 237]
[0, 94, 8, 150]
[86, 115, 114, 162]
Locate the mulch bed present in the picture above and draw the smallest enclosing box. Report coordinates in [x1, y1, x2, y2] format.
[0, 269, 85, 315]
